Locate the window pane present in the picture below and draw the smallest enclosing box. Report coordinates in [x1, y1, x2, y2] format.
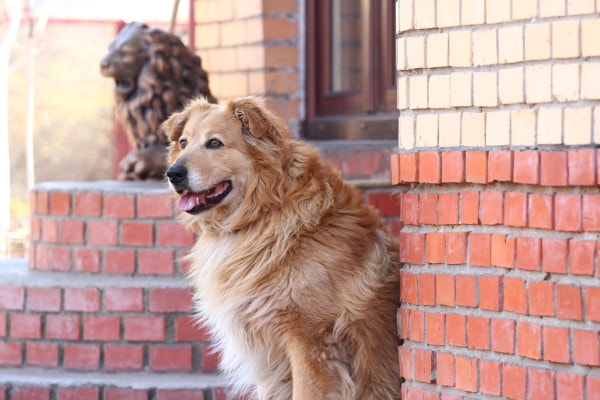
[330, 0, 362, 93]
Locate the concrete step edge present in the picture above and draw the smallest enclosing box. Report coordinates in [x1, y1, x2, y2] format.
[33, 180, 170, 194]
[0, 367, 227, 390]
[0, 259, 191, 289]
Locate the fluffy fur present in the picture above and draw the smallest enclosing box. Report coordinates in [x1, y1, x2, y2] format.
[100, 21, 216, 180]
[163, 97, 400, 400]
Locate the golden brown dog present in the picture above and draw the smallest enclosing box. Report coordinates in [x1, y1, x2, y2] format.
[163, 96, 400, 400]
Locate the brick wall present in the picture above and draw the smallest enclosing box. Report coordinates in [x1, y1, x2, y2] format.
[18, 182, 216, 374]
[191, 0, 396, 193]
[29, 182, 193, 275]
[397, 0, 600, 149]
[0, 182, 234, 398]
[395, 1, 600, 399]
[392, 149, 600, 399]
[192, 0, 302, 134]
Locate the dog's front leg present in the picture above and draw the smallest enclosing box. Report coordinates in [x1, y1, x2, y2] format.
[286, 340, 323, 399]
[287, 337, 354, 400]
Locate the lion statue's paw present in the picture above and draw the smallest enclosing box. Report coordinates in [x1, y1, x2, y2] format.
[118, 145, 168, 181]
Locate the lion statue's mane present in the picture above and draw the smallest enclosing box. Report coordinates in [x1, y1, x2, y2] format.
[101, 21, 216, 180]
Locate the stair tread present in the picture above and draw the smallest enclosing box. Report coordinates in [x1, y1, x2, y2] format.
[0, 259, 190, 288]
[0, 367, 227, 389]
[34, 180, 169, 194]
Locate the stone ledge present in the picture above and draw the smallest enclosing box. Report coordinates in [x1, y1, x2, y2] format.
[35, 178, 395, 192]
[0, 367, 227, 390]
[0, 259, 189, 288]
[29, 181, 189, 275]
[34, 180, 170, 194]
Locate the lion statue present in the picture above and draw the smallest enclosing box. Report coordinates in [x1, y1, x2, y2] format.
[100, 21, 217, 180]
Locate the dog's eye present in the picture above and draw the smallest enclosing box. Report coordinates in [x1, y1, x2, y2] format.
[206, 138, 223, 149]
[179, 138, 187, 149]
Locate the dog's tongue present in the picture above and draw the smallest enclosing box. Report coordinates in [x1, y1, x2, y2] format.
[177, 182, 230, 212]
[178, 193, 205, 212]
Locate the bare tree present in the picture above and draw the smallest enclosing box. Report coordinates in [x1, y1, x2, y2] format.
[0, 0, 23, 233]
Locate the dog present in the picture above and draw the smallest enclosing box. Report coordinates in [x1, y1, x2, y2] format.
[164, 96, 400, 400]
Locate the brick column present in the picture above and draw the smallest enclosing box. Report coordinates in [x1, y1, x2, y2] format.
[192, 0, 302, 134]
[394, 1, 600, 399]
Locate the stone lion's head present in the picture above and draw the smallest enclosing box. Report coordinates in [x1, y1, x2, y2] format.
[100, 22, 216, 180]
[100, 21, 217, 144]
[100, 22, 148, 98]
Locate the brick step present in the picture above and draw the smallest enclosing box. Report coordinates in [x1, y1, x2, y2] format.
[0, 260, 216, 374]
[29, 181, 401, 277]
[30, 181, 193, 277]
[0, 367, 232, 399]
[0, 259, 191, 289]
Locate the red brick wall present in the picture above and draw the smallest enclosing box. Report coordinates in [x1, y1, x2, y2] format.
[0, 282, 215, 369]
[29, 182, 399, 273]
[392, 149, 600, 399]
[29, 184, 193, 275]
[17, 183, 214, 374]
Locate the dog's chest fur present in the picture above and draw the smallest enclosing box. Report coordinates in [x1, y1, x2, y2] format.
[187, 233, 294, 391]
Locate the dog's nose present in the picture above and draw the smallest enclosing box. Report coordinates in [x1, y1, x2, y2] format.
[166, 164, 188, 185]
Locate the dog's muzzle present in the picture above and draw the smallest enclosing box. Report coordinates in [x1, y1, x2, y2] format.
[167, 163, 233, 214]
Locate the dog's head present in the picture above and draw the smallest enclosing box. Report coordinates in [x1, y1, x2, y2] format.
[163, 96, 290, 231]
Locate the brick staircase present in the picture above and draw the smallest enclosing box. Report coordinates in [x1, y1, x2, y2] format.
[0, 179, 399, 400]
[1, 181, 232, 400]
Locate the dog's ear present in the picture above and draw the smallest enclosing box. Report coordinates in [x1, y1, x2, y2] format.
[162, 109, 188, 143]
[228, 97, 271, 138]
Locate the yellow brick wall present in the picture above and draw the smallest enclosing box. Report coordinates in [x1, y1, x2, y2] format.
[396, 0, 600, 149]
[193, 0, 301, 132]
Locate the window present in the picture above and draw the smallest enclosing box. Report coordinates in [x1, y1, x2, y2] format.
[305, 0, 397, 140]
